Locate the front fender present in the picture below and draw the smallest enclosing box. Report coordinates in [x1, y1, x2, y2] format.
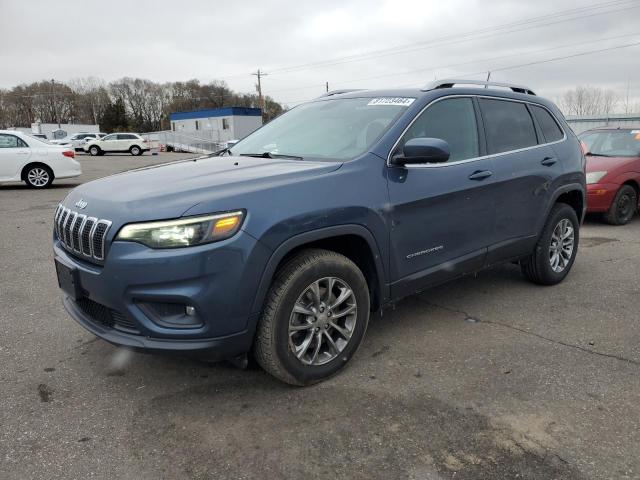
[249, 224, 388, 319]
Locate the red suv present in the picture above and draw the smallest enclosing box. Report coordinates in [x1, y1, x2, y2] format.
[579, 128, 640, 225]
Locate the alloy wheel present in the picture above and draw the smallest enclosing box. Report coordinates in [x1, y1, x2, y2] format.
[549, 218, 574, 273]
[27, 168, 49, 187]
[288, 276, 357, 366]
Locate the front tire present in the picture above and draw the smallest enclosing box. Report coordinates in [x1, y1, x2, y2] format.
[521, 203, 579, 285]
[254, 249, 370, 386]
[24, 165, 53, 188]
[89, 145, 101, 156]
[604, 185, 637, 225]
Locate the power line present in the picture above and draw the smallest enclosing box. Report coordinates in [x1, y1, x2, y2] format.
[265, 32, 640, 94]
[279, 40, 640, 105]
[265, 0, 640, 74]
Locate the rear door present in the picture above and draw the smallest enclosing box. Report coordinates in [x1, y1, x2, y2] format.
[387, 96, 496, 297]
[0, 133, 31, 180]
[117, 134, 137, 151]
[478, 97, 565, 264]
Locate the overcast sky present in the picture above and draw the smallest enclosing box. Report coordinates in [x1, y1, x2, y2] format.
[1, 0, 639, 107]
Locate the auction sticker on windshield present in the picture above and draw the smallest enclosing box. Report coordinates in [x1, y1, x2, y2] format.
[367, 97, 415, 106]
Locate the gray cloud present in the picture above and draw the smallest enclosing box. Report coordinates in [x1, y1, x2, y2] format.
[1, 0, 639, 107]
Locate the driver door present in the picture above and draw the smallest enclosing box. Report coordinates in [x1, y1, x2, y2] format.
[101, 134, 119, 151]
[0, 133, 31, 180]
[387, 96, 496, 298]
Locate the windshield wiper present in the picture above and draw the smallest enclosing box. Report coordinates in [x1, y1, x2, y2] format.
[239, 152, 303, 160]
[585, 152, 612, 157]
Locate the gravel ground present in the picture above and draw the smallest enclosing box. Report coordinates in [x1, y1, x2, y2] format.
[1, 152, 639, 479]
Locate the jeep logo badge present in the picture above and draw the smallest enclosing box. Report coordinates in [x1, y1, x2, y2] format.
[75, 199, 88, 209]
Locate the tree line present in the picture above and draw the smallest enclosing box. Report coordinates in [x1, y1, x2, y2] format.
[1, 79, 636, 133]
[557, 85, 638, 117]
[0, 77, 285, 132]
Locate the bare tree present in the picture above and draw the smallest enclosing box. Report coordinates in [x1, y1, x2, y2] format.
[560, 85, 618, 116]
[68, 77, 111, 125]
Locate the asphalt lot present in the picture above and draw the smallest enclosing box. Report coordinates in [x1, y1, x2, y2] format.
[1, 152, 639, 480]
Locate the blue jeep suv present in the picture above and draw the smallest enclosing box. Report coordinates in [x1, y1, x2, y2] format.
[53, 79, 586, 385]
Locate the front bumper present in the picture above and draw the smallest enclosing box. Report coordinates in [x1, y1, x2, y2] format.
[586, 182, 618, 212]
[63, 295, 255, 357]
[54, 230, 271, 356]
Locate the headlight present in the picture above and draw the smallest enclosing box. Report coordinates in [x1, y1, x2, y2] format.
[116, 211, 244, 248]
[586, 171, 607, 184]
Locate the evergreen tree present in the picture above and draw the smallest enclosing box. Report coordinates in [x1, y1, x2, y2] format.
[99, 98, 128, 132]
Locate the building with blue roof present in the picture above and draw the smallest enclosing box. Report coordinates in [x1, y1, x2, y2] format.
[169, 107, 262, 143]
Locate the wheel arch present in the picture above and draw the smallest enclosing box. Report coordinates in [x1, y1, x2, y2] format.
[251, 225, 388, 317]
[550, 183, 585, 223]
[621, 178, 640, 198]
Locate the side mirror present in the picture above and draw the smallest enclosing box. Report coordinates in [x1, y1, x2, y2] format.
[391, 137, 450, 165]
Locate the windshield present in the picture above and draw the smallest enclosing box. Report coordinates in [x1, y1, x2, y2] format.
[579, 130, 640, 157]
[229, 97, 414, 160]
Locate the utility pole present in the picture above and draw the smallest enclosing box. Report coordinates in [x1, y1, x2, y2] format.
[51, 78, 60, 127]
[252, 69, 268, 120]
[625, 78, 630, 114]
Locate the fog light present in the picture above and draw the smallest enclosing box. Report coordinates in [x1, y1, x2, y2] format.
[135, 301, 203, 329]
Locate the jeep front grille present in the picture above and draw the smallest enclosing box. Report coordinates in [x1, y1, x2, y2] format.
[54, 204, 112, 261]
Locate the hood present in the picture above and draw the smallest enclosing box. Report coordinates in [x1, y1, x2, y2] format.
[586, 155, 640, 174]
[63, 156, 342, 222]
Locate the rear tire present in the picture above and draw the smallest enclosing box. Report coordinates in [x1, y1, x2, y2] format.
[130, 145, 142, 156]
[89, 146, 101, 156]
[604, 185, 637, 225]
[254, 249, 370, 386]
[24, 165, 53, 188]
[521, 203, 579, 285]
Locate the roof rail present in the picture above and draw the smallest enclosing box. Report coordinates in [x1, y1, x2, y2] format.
[318, 89, 365, 98]
[422, 79, 536, 96]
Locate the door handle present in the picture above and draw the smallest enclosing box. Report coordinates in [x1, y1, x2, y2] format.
[541, 156, 557, 166]
[468, 170, 493, 181]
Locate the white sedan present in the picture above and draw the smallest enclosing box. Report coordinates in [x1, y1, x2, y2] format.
[0, 130, 82, 188]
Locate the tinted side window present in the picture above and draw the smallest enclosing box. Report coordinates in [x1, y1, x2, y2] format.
[401, 97, 479, 161]
[531, 105, 563, 143]
[479, 99, 537, 154]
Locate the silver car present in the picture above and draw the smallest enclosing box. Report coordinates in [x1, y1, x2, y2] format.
[50, 133, 107, 152]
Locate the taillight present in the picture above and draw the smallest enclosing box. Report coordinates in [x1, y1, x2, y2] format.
[580, 141, 588, 154]
[62, 150, 75, 158]
[143, 139, 148, 143]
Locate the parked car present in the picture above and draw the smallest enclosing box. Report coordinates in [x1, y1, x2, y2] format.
[30, 133, 49, 141]
[51, 132, 107, 152]
[84, 133, 149, 156]
[0, 130, 81, 188]
[578, 128, 640, 225]
[53, 79, 585, 385]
